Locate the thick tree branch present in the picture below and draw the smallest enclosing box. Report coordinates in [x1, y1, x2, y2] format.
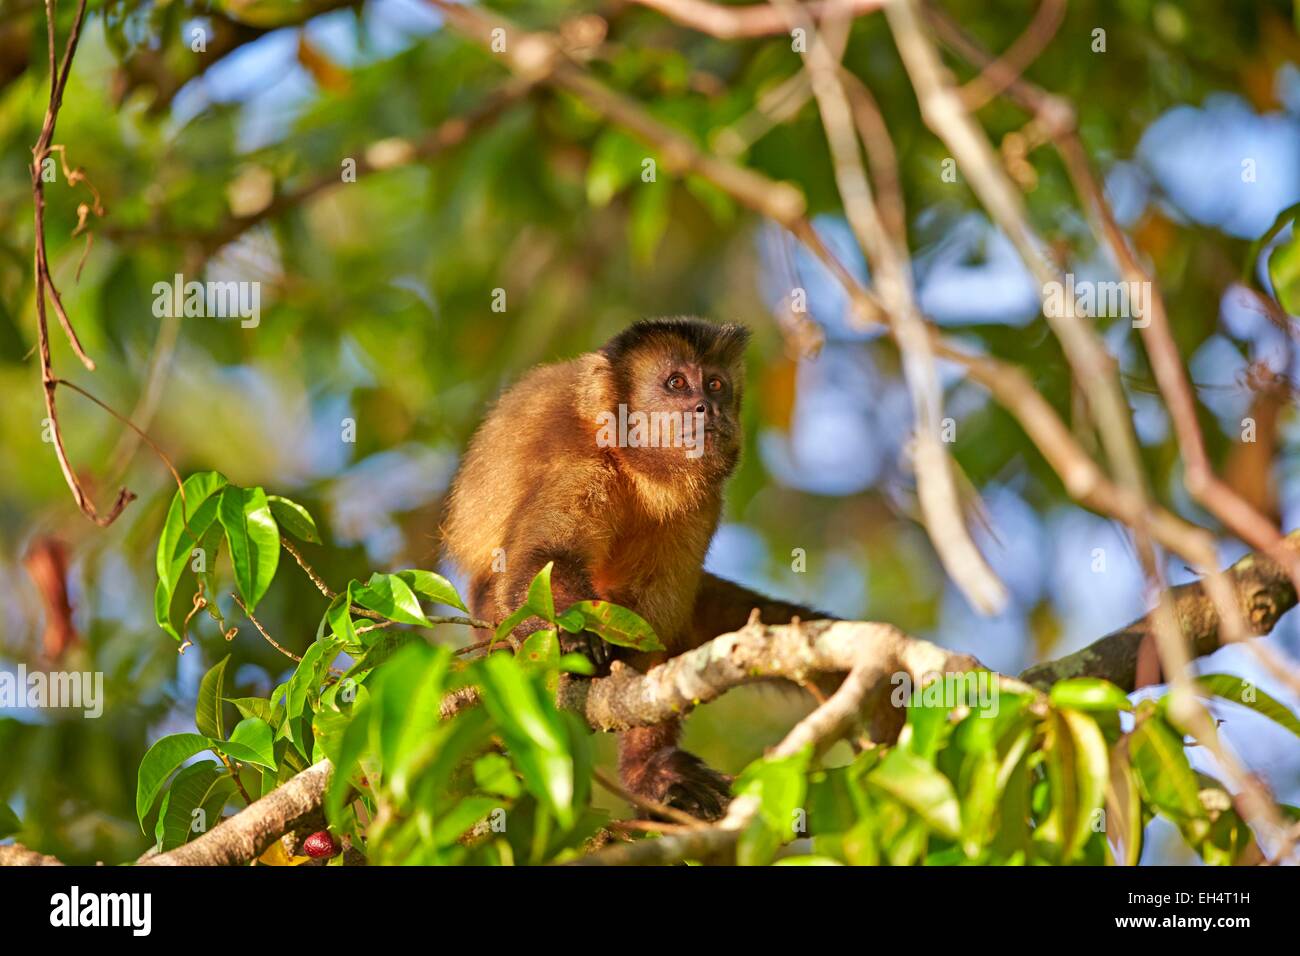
[556, 617, 978, 733]
[139, 760, 332, 866]
[1021, 529, 1300, 690]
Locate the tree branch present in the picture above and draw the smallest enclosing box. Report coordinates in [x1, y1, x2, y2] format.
[1021, 529, 1300, 690]
[139, 760, 332, 866]
[630, 0, 887, 39]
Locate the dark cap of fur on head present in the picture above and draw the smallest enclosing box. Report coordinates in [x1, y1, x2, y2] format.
[601, 317, 751, 368]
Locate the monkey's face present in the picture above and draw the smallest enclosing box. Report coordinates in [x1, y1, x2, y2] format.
[614, 347, 743, 479]
[594, 318, 751, 493]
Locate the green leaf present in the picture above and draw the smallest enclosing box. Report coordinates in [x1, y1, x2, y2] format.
[154, 761, 235, 851]
[325, 700, 372, 825]
[494, 604, 532, 643]
[1055, 709, 1110, 861]
[476, 653, 575, 828]
[285, 639, 338, 728]
[959, 718, 1034, 857]
[564, 600, 664, 652]
[433, 796, 502, 847]
[1050, 678, 1132, 712]
[629, 176, 671, 264]
[156, 471, 227, 591]
[474, 752, 523, 799]
[227, 696, 278, 726]
[196, 654, 231, 740]
[516, 630, 561, 691]
[219, 718, 278, 770]
[372, 644, 452, 797]
[325, 587, 360, 644]
[1199, 800, 1254, 866]
[586, 130, 646, 207]
[526, 563, 555, 623]
[900, 690, 952, 760]
[491, 564, 559, 643]
[353, 572, 431, 627]
[266, 495, 321, 544]
[218, 485, 280, 612]
[867, 748, 961, 840]
[1268, 229, 1300, 314]
[395, 569, 467, 613]
[1130, 716, 1205, 824]
[1106, 739, 1143, 866]
[1195, 673, 1300, 738]
[154, 471, 227, 639]
[136, 733, 215, 829]
[558, 653, 595, 675]
[734, 748, 810, 865]
[0, 802, 20, 839]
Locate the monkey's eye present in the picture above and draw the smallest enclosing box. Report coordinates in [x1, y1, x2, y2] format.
[666, 373, 688, 391]
[706, 377, 724, 393]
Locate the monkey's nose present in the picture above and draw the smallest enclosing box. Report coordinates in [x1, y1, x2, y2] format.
[695, 402, 707, 414]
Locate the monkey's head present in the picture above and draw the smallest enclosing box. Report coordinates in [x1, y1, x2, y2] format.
[593, 317, 750, 490]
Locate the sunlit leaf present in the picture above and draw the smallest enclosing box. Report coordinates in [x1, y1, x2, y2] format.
[218, 485, 280, 612]
[395, 569, 468, 613]
[136, 733, 215, 829]
[267, 495, 321, 544]
[1268, 229, 1300, 314]
[867, 748, 960, 840]
[1130, 715, 1205, 825]
[476, 653, 575, 828]
[155, 761, 236, 851]
[564, 600, 664, 652]
[1049, 678, 1132, 713]
[154, 471, 227, 639]
[219, 718, 278, 771]
[195, 654, 230, 740]
[353, 572, 431, 627]
[1195, 673, 1300, 738]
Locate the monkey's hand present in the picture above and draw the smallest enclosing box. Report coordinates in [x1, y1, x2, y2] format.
[633, 748, 732, 823]
[559, 630, 615, 675]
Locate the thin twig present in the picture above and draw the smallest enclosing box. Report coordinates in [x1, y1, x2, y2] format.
[955, 0, 1065, 111]
[592, 767, 707, 828]
[230, 592, 303, 663]
[777, 0, 1006, 615]
[30, 0, 135, 527]
[279, 535, 494, 629]
[630, 0, 886, 39]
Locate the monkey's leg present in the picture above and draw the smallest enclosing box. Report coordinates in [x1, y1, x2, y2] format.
[618, 719, 732, 823]
[506, 550, 613, 671]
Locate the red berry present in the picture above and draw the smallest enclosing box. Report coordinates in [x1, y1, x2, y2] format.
[303, 830, 340, 858]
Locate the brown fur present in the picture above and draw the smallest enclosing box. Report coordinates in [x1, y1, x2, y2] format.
[443, 317, 820, 819]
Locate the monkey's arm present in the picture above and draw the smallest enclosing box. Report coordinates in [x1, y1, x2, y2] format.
[688, 571, 835, 649]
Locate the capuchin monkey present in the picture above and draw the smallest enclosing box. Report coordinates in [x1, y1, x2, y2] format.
[443, 317, 822, 820]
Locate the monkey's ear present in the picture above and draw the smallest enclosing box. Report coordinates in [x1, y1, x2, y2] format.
[714, 322, 751, 367]
[576, 351, 617, 421]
